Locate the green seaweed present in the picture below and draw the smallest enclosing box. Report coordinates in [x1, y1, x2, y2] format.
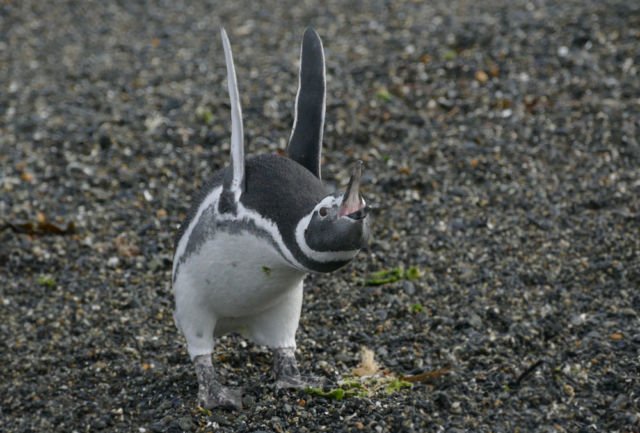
[385, 379, 413, 394]
[196, 106, 214, 125]
[376, 88, 393, 102]
[305, 387, 346, 400]
[305, 376, 411, 401]
[305, 385, 368, 400]
[365, 267, 403, 285]
[364, 266, 422, 286]
[261, 265, 272, 276]
[410, 303, 424, 314]
[404, 266, 421, 281]
[196, 406, 212, 416]
[443, 49, 457, 61]
[37, 275, 56, 288]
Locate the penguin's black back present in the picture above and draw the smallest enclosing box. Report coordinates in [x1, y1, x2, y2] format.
[175, 154, 327, 250]
[242, 154, 328, 232]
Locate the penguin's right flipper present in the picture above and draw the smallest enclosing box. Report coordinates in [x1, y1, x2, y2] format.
[287, 27, 326, 179]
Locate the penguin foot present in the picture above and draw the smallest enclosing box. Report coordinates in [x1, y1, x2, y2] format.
[273, 347, 325, 390]
[194, 354, 243, 410]
[198, 385, 243, 410]
[275, 373, 325, 390]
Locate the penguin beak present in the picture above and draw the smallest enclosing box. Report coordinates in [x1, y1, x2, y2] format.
[339, 160, 368, 220]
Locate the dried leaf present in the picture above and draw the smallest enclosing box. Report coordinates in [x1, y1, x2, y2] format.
[1, 218, 76, 236]
[488, 61, 500, 77]
[401, 367, 451, 383]
[352, 347, 379, 377]
[398, 166, 411, 175]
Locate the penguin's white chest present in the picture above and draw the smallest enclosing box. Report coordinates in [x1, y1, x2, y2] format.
[174, 230, 305, 318]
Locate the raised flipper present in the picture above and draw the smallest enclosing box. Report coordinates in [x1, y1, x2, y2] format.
[287, 27, 326, 179]
[220, 28, 245, 211]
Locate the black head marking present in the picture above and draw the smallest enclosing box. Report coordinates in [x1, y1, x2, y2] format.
[240, 155, 351, 272]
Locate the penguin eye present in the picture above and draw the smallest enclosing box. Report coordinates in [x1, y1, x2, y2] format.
[319, 207, 329, 217]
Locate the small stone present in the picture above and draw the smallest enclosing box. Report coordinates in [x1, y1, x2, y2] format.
[401, 280, 416, 295]
[149, 258, 163, 272]
[475, 70, 489, 83]
[149, 422, 165, 433]
[177, 416, 193, 431]
[451, 218, 466, 231]
[107, 257, 120, 268]
[242, 394, 256, 408]
[99, 134, 112, 149]
[451, 401, 462, 413]
[468, 313, 483, 330]
[563, 383, 575, 398]
[610, 332, 624, 341]
[375, 309, 388, 320]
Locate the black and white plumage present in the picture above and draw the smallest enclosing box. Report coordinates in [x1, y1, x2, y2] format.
[172, 28, 369, 409]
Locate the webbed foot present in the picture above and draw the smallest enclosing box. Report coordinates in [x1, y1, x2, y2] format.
[273, 347, 325, 390]
[194, 354, 243, 410]
[275, 373, 325, 390]
[198, 384, 243, 410]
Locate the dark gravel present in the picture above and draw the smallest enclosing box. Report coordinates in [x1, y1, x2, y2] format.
[2, 1, 639, 432]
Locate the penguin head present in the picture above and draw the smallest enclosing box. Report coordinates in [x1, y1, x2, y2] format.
[295, 161, 370, 268]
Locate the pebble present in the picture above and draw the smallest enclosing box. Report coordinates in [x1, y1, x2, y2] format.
[401, 280, 416, 295]
[177, 416, 194, 431]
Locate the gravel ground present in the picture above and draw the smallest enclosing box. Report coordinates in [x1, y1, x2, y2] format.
[1, 1, 639, 432]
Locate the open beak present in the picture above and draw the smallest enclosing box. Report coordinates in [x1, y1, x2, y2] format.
[339, 160, 368, 220]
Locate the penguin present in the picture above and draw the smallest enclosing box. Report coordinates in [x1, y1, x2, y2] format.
[172, 27, 370, 410]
